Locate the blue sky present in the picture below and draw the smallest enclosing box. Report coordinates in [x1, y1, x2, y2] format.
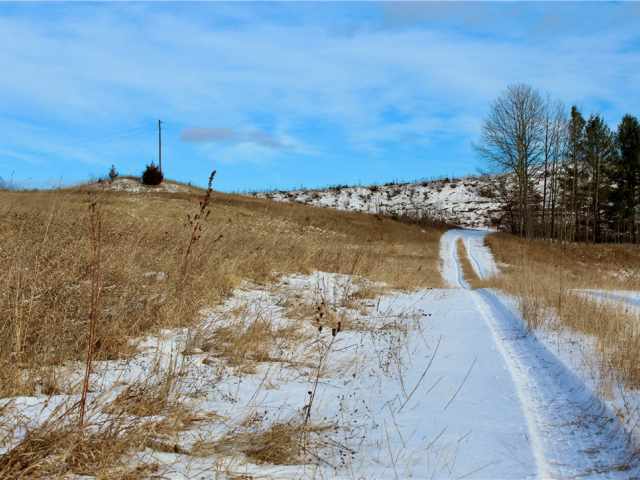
[1, 2, 639, 191]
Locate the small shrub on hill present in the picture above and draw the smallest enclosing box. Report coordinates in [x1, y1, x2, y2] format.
[142, 163, 163, 186]
[108, 165, 118, 182]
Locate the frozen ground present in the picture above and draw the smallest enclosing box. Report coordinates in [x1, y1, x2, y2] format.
[253, 176, 504, 228]
[2, 231, 640, 478]
[0, 274, 539, 478]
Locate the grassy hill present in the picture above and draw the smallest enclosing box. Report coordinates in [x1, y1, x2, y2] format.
[0, 185, 444, 394]
[0, 184, 445, 478]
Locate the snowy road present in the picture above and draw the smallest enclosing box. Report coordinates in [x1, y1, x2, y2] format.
[438, 229, 638, 479]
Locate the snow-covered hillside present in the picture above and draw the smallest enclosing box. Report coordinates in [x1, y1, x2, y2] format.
[253, 175, 504, 228]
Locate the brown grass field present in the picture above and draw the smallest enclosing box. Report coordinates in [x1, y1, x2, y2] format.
[0, 186, 443, 397]
[0, 185, 445, 477]
[0, 186, 441, 396]
[480, 233, 640, 390]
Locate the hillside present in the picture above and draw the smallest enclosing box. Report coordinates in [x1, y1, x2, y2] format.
[253, 175, 504, 229]
[0, 186, 445, 478]
[2, 186, 640, 478]
[79, 176, 205, 194]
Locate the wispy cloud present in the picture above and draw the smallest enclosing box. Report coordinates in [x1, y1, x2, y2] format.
[0, 3, 638, 188]
[181, 127, 288, 149]
[2, 5, 637, 136]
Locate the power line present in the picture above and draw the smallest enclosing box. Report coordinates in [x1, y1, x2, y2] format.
[158, 119, 162, 173]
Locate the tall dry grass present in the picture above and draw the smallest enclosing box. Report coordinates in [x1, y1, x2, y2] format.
[481, 233, 640, 388]
[0, 186, 444, 477]
[0, 187, 443, 396]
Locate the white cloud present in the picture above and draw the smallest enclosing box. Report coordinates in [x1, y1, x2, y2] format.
[0, 4, 638, 169]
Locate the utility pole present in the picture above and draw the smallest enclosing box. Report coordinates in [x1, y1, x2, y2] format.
[158, 119, 162, 173]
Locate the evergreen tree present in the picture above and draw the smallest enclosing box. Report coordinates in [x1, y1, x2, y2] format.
[584, 115, 616, 242]
[612, 115, 640, 242]
[566, 106, 586, 240]
[108, 164, 118, 182]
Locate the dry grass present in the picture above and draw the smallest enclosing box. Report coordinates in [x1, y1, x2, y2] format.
[0, 416, 158, 479]
[0, 186, 443, 476]
[107, 382, 176, 418]
[221, 422, 304, 465]
[0, 372, 209, 479]
[0, 399, 211, 479]
[485, 234, 640, 290]
[456, 239, 480, 287]
[0, 188, 442, 397]
[209, 420, 331, 466]
[201, 316, 304, 372]
[283, 291, 373, 333]
[481, 233, 640, 388]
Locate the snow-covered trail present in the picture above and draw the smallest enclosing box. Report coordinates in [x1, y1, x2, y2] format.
[439, 229, 638, 479]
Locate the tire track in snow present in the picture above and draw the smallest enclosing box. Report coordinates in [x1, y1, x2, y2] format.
[440, 229, 639, 479]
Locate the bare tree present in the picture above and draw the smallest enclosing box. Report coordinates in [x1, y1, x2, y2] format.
[476, 84, 546, 237]
[541, 99, 568, 239]
[548, 102, 568, 240]
[541, 96, 552, 236]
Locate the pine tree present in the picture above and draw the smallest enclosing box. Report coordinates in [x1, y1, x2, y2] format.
[108, 164, 118, 182]
[566, 106, 586, 240]
[612, 115, 640, 242]
[584, 115, 615, 242]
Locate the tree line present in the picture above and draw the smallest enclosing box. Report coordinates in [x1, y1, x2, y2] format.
[476, 83, 640, 243]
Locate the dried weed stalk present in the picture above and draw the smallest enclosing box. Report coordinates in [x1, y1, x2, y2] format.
[79, 196, 102, 428]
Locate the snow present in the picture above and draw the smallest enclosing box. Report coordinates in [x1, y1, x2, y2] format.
[439, 228, 499, 289]
[474, 290, 636, 478]
[413, 289, 538, 478]
[156, 280, 544, 479]
[3, 229, 640, 478]
[253, 176, 504, 228]
[163, 274, 543, 478]
[446, 228, 640, 478]
[0, 272, 541, 478]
